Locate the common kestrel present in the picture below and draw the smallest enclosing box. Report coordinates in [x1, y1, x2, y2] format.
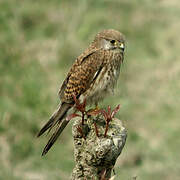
[37, 29, 125, 156]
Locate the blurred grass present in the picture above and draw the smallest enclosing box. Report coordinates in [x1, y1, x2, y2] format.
[0, 0, 180, 179]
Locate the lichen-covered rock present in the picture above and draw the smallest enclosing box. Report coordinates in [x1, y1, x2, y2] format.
[71, 115, 127, 180]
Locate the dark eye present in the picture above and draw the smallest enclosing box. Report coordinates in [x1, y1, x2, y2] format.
[110, 40, 115, 44]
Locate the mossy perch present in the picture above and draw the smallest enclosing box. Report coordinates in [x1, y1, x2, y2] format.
[71, 114, 127, 180]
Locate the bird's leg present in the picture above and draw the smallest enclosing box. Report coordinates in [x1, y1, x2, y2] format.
[72, 94, 87, 126]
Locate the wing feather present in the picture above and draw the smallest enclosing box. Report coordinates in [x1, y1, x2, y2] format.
[58, 47, 104, 102]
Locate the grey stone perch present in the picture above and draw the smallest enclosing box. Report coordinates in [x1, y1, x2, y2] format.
[71, 114, 127, 180]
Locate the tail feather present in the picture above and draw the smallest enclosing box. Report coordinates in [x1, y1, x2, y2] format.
[37, 103, 71, 137]
[42, 120, 69, 156]
[37, 103, 71, 155]
[37, 109, 59, 137]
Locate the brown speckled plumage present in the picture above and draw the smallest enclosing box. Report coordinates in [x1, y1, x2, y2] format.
[37, 29, 126, 155]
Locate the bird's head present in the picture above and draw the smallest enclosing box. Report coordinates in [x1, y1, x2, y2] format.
[94, 29, 125, 53]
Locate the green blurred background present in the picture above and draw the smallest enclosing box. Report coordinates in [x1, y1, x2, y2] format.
[0, 0, 180, 179]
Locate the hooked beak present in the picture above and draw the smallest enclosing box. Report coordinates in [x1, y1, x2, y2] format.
[119, 42, 125, 52]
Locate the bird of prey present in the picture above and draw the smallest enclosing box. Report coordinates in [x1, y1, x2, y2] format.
[37, 29, 125, 156]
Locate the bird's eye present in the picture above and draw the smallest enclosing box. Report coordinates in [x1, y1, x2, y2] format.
[110, 40, 115, 44]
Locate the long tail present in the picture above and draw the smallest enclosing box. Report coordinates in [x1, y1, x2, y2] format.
[37, 102, 71, 155]
[41, 120, 69, 156]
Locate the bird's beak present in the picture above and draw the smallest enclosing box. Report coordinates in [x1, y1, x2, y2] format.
[119, 42, 125, 51]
